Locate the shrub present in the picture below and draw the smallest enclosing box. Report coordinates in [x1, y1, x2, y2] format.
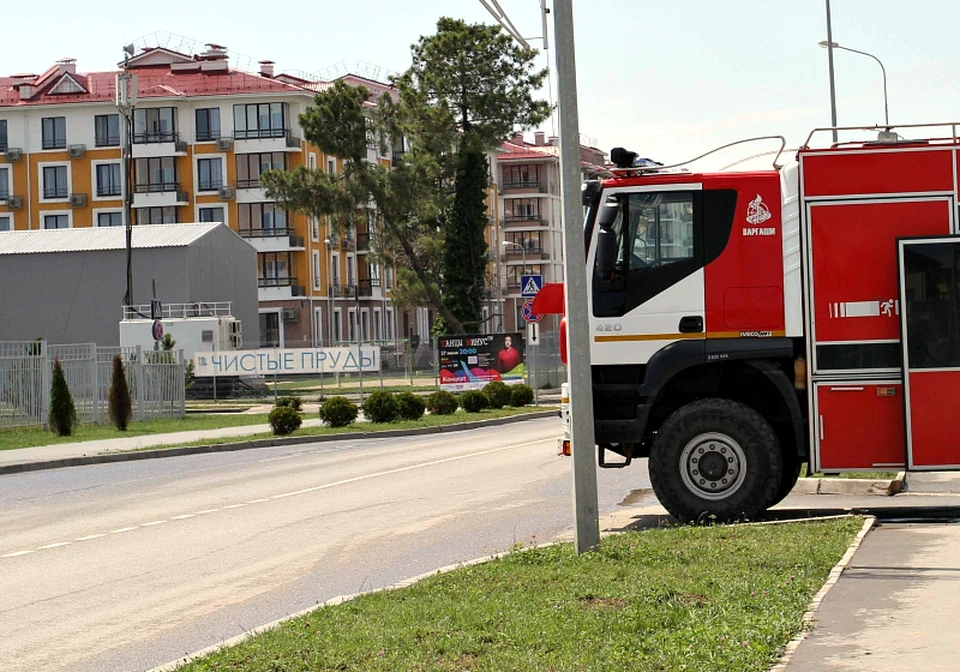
[483, 381, 512, 409]
[269, 405, 302, 435]
[510, 383, 535, 407]
[426, 390, 458, 416]
[362, 390, 400, 423]
[49, 358, 77, 437]
[319, 396, 359, 428]
[459, 390, 489, 413]
[276, 395, 303, 411]
[395, 391, 426, 421]
[108, 354, 132, 431]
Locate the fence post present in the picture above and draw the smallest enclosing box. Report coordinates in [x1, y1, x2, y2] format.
[179, 349, 186, 418]
[433, 337, 440, 392]
[41, 340, 51, 429]
[136, 345, 145, 422]
[91, 343, 100, 425]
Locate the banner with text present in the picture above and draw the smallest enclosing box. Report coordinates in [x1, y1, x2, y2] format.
[438, 332, 524, 391]
[193, 346, 380, 377]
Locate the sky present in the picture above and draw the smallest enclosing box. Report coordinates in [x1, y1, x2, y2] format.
[6, 0, 960, 169]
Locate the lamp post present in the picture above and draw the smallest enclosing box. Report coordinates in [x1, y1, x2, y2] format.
[818, 40, 890, 127]
[824, 0, 838, 142]
[117, 43, 137, 306]
[503, 240, 527, 330]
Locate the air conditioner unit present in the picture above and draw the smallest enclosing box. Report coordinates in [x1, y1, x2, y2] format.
[217, 185, 235, 200]
[215, 137, 234, 151]
[4, 148, 22, 162]
[6, 195, 23, 209]
[175, 140, 188, 153]
[67, 144, 86, 159]
[69, 193, 88, 207]
[282, 308, 300, 323]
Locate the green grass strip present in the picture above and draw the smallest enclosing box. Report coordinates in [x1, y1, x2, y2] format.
[177, 517, 863, 672]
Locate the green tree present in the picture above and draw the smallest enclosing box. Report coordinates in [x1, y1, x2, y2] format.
[49, 358, 77, 437]
[108, 354, 132, 431]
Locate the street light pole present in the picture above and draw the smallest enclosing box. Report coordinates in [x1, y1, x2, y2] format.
[825, 0, 838, 143]
[819, 40, 890, 127]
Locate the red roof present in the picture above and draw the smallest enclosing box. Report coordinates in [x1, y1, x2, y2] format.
[0, 66, 311, 108]
[498, 139, 556, 161]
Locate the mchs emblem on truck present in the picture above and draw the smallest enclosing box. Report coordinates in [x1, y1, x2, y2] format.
[744, 193, 775, 235]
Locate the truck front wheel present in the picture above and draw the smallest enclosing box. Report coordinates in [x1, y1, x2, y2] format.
[649, 399, 783, 523]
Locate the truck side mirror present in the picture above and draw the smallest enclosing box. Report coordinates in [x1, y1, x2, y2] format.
[596, 224, 618, 280]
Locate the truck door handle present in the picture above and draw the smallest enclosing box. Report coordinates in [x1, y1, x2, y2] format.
[679, 316, 703, 333]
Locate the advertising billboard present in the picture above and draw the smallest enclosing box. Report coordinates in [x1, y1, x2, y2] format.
[438, 332, 525, 391]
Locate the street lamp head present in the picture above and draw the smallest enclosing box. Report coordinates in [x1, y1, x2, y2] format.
[819, 40, 839, 49]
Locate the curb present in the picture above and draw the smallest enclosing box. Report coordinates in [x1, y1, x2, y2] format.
[770, 515, 876, 671]
[792, 474, 903, 496]
[0, 410, 559, 476]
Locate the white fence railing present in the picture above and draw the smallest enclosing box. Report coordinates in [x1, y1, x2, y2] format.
[0, 341, 186, 429]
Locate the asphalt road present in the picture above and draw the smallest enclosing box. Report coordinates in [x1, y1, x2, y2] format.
[0, 418, 649, 672]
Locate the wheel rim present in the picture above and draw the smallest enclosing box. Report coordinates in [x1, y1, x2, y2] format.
[679, 432, 747, 501]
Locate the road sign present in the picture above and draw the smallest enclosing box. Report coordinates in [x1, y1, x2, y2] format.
[152, 320, 164, 342]
[150, 299, 163, 320]
[527, 321, 540, 345]
[521, 299, 543, 323]
[520, 274, 543, 297]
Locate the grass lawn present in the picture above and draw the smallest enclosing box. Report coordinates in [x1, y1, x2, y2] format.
[0, 414, 270, 452]
[144, 406, 556, 452]
[176, 517, 863, 672]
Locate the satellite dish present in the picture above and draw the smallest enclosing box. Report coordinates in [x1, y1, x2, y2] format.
[123, 43, 135, 57]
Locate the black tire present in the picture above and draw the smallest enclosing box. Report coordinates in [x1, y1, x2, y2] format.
[648, 399, 783, 523]
[767, 453, 803, 509]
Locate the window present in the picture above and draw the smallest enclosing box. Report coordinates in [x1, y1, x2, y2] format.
[41, 117, 67, 150]
[346, 253, 355, 286]
[260, 312, 281, 348]
[43, 214, 69, 229]
[312, 250, 321, 290]
[258, 252, 294, 286]
[42, 165, 68, 199]
[384, 266, 393, 290]
[233, 102, 288, 139]
[331, 252, 340, 287]
[197, 157, 223, 191]
[94, 114, 120, 147]
[327, 158, 336, 174]
[504, 198, 541, 222]
[506, 264, 543, 289]
[502, 164, 540, 189]
[198, 207, 224, 223]
[96, 163, 122, 197]
[506, 230, 544, 253]
[0, 120, 7, 151]
[348, 309, 357, 341]
[385, 308, 394, 339]
[374, 308, 382, 340]
[140, 207, 178, 224]
[135, 157, 178, 192]
[196, 108, 221, 141]
[0, 166, 8, 199]
[133, 107, 177, 144]
[333, 308, 342, 343]
[238, 203, 287, 235]
[97, 212, 123, 227]
[0, 215, 11, 232]
[311, 217, 319, 242]
[236, 152, 285, 188]
[308, 152, 316, 170]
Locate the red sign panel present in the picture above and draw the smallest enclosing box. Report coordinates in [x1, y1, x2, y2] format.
[802, 149, 954, 198]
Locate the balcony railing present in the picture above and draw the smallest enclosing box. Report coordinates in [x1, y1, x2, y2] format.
[196, 130, 221, 142]
[134, 182, 180, 193]
[234, 128, 289, 140]
[356, 232, 370, 251]
[97, 185, 122, 198]
[42, 137, 67, 150]
[502, 179, 543, 191]
[357, 278, 381, 297]
[259, 276, 298, 288]
[197, 180, 223, 192]
[239, 226, 295, 238]
[236, 178, 262, 189]
[0, 191, 9, 201]
[504, 213, 543, 223]
[95, 134, 121, 147]
[0, 141, 7, 152]
[43, 186, 68, 199]
[133, 131, 179, 145]
[341, 235, 356, 250]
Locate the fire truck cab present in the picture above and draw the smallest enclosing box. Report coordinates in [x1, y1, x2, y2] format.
[564, 123, 960, 522]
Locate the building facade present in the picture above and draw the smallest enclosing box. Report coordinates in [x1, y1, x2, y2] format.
[0, 46, 397, 349]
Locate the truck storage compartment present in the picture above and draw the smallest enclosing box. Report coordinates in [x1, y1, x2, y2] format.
[814, 381, 905, 471]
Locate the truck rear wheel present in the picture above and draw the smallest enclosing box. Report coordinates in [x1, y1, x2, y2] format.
[649, 399, 783, 523]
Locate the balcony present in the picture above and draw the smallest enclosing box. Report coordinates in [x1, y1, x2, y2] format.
[503, 214, 546, 228]
[132, 183, 188, 208]
[501, 179, 546, 193]
[132, 132, 187, 158]
[341, 235, 356, 251]
[42, 137, 67, 150]
[502, 247, 544, 262]
[356, 232, 370, 251]
[195, 130, 221, 142]
[357, 278, 381, 298]
[258, 275, 305, 301]
[238, 227, 304, 252]
[233, 128, 302, 154]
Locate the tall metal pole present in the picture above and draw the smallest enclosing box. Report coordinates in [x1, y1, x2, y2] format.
[117, 50, 137, 306]
[553, 0, 600, 554]
[825, 0, 838, 143]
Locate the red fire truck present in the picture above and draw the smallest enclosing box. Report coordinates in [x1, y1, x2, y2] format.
[543, 123, 960, 522]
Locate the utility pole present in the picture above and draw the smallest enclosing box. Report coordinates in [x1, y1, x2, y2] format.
[553, 0, 600, 553]
[825, 0, 838, 143]
[117, 43, 137, 306]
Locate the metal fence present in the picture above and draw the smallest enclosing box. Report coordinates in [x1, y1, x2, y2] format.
[0, 341, 186, 428]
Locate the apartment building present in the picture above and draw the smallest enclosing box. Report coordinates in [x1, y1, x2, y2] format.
[487, 131, 606, 332]
[0, 46, 397, 349]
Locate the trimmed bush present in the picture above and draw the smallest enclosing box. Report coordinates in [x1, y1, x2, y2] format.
[483, 381, 512, 409]
[395, 391, 426, 421]
[276, 395, 303, 411]
[426, 390, 458, 416]
[459, 390, 489, 413]
[510, 383, 535, 407]
[49, 358, 77, 437]
[269, 405, 303, 435]
[108, 354, 132, 431]
[362, 390, 400, 424]
[319, 396, 359, 428]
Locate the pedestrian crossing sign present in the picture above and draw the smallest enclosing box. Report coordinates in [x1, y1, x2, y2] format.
[520, 274, 543, 297]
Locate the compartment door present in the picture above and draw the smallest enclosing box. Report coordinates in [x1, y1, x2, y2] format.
[900, 237, 960, 469]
